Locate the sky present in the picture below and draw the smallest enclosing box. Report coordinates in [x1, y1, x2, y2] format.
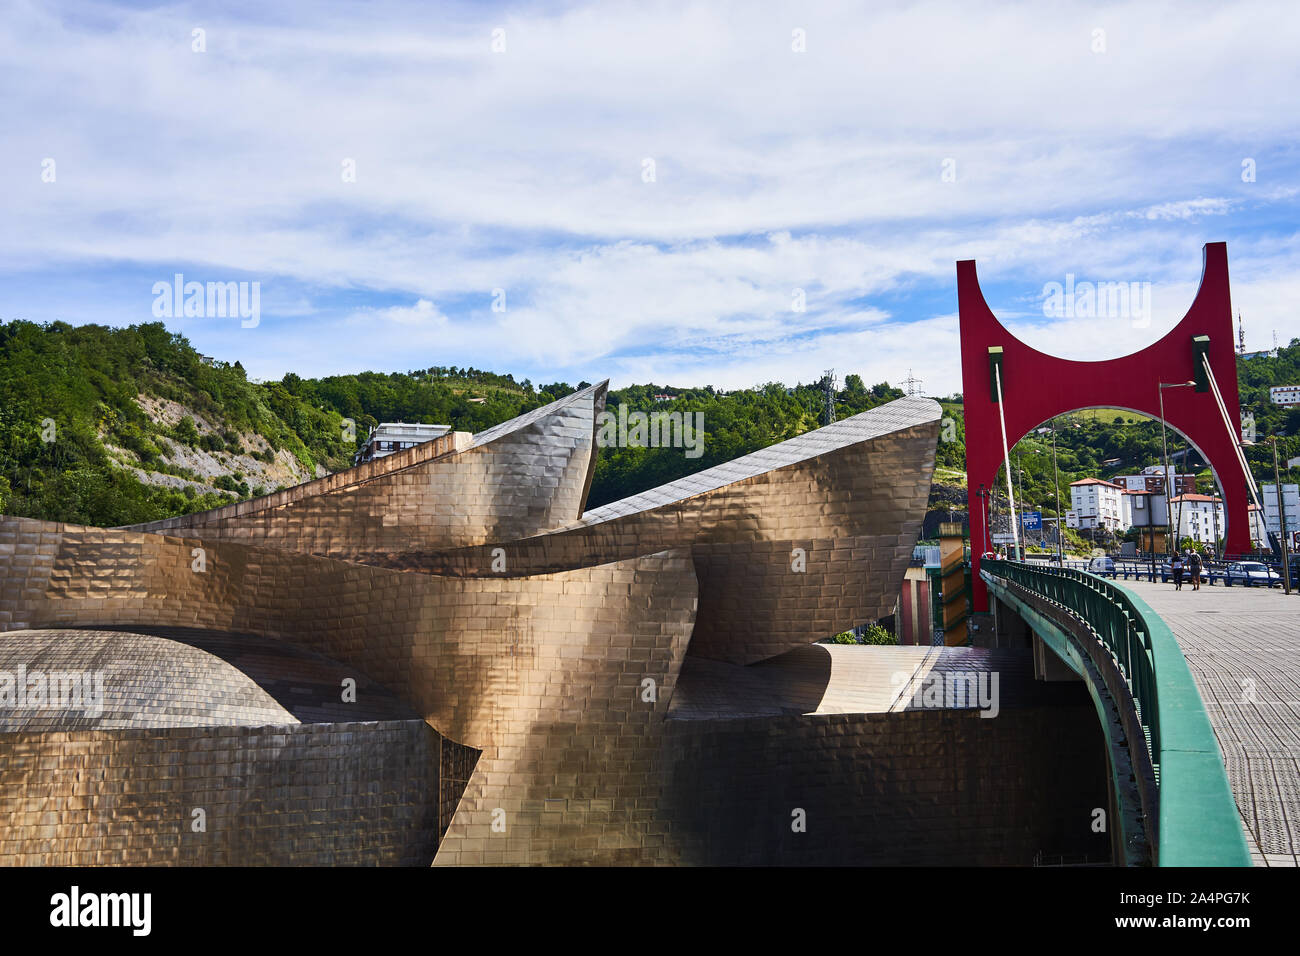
[2, 0, 1298, 393]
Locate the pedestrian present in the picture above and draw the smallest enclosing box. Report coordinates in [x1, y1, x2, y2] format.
[1189, 549, 1203, 591]
[1172, 553, 1184, 591]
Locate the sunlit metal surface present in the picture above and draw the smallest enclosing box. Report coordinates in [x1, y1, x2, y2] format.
[0, 392, 1111, 867]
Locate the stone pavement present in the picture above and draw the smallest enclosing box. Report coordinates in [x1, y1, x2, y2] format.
[1120, 579, 1300, 867]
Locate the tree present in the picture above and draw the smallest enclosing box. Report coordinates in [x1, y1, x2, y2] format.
[172, 417, 200, 447]
[861, 623, 896, 645]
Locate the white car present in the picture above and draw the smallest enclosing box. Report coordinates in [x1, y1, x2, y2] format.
[1224, 561, 1281, 587]
[1087, 556, 1116, 575]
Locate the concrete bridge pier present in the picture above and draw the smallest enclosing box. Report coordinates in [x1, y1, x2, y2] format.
[973, 594, 1032, 650]
[991, 596, 1121, 862]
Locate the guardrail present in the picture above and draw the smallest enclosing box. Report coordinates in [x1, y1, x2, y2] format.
[981, 559, 1249, 866]
[1036, 556, 1295, 588]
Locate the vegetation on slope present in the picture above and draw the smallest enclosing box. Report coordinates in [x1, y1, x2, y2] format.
[4, 318, 1299, 533]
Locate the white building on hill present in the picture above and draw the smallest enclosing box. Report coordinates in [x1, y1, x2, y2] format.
[1069, 477, 1129, 532]
[1269, 385, 1300, 407]
[1169, 494, 1225, 546]
[355, 422, 452, 465]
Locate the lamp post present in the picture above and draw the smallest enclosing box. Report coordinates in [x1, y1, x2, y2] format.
[1051, 420, 1064, 563]
[1211, 489, 1220, 563]
[1158, 381, 1196, 559]
[1147, 495, 1157, 581]
[1272, 437, 1291, 594]
[1015, 457, 1027, 558]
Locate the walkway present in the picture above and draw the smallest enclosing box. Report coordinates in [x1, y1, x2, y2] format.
[1119, 578, 1300, 867]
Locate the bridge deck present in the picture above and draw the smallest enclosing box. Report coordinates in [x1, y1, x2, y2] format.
[1118, 579, 1300, 867]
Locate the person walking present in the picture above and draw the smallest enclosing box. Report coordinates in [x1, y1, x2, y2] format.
[1188, 549, 1203, 591]
[1172, 553, 1184, 591]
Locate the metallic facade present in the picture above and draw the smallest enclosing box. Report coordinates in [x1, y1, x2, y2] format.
[0, 389, 1111, 864]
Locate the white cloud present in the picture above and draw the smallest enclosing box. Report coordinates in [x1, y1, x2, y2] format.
[1, 0, 1298, 391]
[351, 298, 449, 328]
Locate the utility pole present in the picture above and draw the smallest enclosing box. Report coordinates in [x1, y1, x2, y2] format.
[1173, 438, 1187, 556]
[1273, 437, 1291, 594]
[994, 472, 1006, 555]
[1051, 421, 1063, 563]
[1159, 381, 1195, 560]
[1015, 452, 1026, 557]
[1160, 393, 1173, 559]
[1211, 488, 1220, 561]
[993, 485, 1000, 554]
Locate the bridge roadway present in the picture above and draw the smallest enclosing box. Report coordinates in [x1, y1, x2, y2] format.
[1116, 578, 1300, 867]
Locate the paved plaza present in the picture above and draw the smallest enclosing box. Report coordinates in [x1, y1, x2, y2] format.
[1120, 578, 1300, 867]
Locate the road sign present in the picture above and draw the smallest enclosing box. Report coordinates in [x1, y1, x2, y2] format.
[1066, 511, 1079, 528]
[992, 533, 1016, 544]
[1022, 511, 1042, 531]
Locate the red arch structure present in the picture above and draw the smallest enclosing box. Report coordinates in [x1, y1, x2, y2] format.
[960, 241, 1247, 612]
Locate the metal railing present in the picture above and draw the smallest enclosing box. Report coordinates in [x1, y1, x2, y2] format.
[1066, 555, 1296, 588]
[981, 559, 1249, 866]
[984, 560, 1160, 751]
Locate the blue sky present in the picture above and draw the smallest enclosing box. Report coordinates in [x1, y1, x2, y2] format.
[2, 0, 1298, 393]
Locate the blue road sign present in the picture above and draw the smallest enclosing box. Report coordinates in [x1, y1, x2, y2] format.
[1022, 511, 1042, 531]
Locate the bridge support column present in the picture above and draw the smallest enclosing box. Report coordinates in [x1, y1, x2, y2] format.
[965, 611, 994, 646]
[1033, 633, 1081, 682]
[986, 595, 1032, 650]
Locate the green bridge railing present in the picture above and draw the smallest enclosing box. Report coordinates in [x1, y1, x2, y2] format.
[981, 559, 1250, 866]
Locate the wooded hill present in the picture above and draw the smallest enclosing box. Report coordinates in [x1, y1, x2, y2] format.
[3, 318, 1298, 529]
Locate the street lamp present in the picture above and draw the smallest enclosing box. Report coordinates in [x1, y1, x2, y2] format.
[1050, 421, 1064, 564]
[1015, 460, 1027, 558]
[1158, 381, 1195, 558]
[1271, 436, 1292, 594]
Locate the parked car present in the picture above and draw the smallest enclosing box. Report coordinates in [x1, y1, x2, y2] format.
[1223, 561, 1281, 587]
[1087, 556, 1116, 575]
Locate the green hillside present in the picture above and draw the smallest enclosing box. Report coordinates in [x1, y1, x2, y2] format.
[0, 321, 905, 525]
[3, 318, 1299, 530]
[0, 321, 564, 525]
